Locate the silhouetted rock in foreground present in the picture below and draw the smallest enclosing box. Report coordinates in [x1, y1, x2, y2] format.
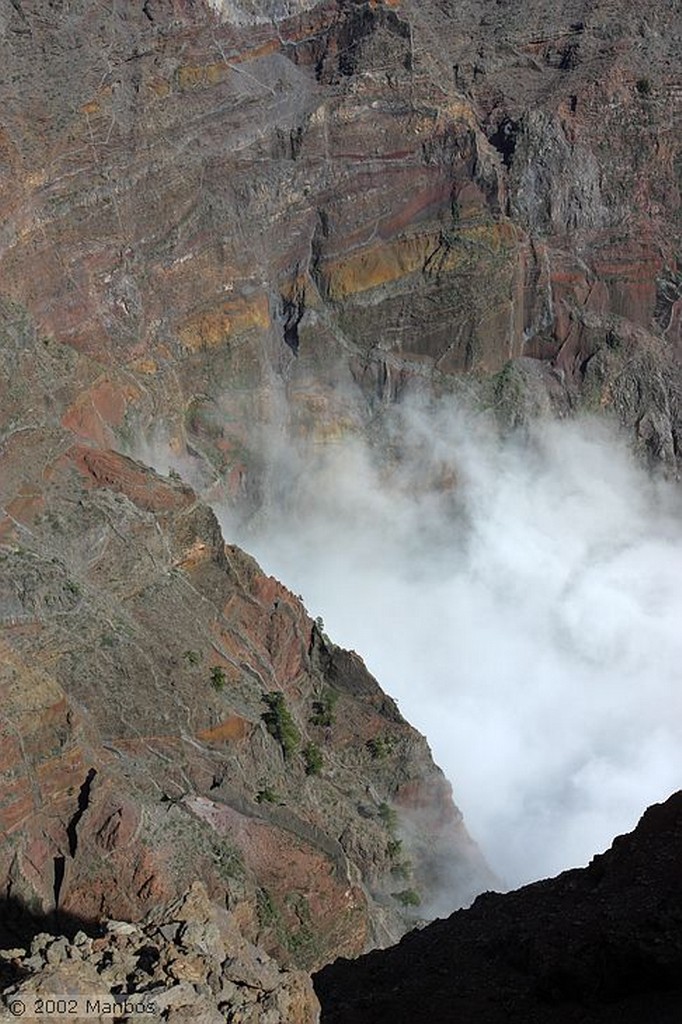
[314, 791, 682, 1024]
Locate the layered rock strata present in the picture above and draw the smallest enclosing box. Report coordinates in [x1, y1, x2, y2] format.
[0, 0, 678, 503]
[0, 416, 490, 967]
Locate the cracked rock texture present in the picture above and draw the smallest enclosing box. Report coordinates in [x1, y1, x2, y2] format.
[0, 0, 679, 503]
[0, 881, 320, 1023]
[1, 0, 681, 998]
[0, 427, 490, 966]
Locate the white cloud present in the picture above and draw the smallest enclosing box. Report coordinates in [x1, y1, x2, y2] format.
[220, 401, 682, 888]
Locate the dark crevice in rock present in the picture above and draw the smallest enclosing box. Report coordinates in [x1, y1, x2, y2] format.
[555, 42, 580, 70]
[281, 287, 306, 356]
[316, 1, 412, 82]
[488, 118, 519, 170]
[309, 212, 328, 297]
[0, 895, 100, 952]
[52, 856, 65, 911]
[66, 768, 97, 858]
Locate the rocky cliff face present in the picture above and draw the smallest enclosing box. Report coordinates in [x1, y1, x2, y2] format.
[1, 0, 679, 503]
[1, 0, 680, 991]
[314, 790, 682, 1023]
[0, 0, 512, 973]
[2, 792, 680, 1024]
[0, 416, 490, 966]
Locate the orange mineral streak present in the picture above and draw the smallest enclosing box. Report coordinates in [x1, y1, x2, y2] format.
[63, 445, 194, 513]
[177, 295, 271, 351]
[196, 716, 252, 744]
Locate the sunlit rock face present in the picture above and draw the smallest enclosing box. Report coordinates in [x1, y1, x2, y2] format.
[1, 0, 679, 499]
[1, 881, 322, 1022]
[0, 0, 680, 976]
[0, 428, 492, 967]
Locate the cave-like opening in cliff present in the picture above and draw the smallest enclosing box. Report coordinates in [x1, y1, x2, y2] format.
[488, 118, 519, 169]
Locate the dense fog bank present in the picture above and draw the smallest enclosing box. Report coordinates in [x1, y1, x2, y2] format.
[220, 404, 682, 886]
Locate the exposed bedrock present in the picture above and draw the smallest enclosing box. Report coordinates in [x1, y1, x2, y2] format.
[0, 0, 680, 980]
[314, 791, 682, 1023]
[0, 426, 492, 967]
[0, 0, 678, 497]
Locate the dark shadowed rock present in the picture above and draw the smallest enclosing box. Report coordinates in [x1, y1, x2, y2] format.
[314, 791, 682, 1023]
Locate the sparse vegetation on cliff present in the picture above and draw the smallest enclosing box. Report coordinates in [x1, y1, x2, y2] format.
[303, 741, 323, 776]
[310, 689, 338, 728]
[392, 888, 421, 908]
[367, 735, 395, 760]
[378, 802, 399, 832]
[262, 691, 300, 759]
[210, 665, 227, 691]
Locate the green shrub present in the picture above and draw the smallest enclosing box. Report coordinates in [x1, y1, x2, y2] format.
[636, 77, 651, 95]
[367, 735, 394, 760]
[303, 742, 323, 776]
[255, 786, 278, 804]
[262, 691, 300, 759]
[378, 802, 398, 833]
[183, 649, 200, 665]
[386, 837, 402, 859]
[256, 887, 279, 927]
[210, 666, 227, 691]
[310, 689, 338, 728]
[391, 861, 411, 880]
[392, 888, 421, 908]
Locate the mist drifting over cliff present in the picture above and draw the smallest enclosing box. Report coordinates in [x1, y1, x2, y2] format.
[222, 404, 682, 888]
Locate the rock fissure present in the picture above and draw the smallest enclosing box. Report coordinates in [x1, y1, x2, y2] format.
[65, 770, 97, 859]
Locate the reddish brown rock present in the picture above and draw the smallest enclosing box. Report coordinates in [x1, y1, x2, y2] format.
[0, 429, 491, 967]
[0, 0, 679, 983]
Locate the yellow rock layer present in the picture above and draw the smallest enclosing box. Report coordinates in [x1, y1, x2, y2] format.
[177, 63, 227, 90]
[175, 540, 211, 571]
[177, 295, 270, 351]
[177, 41, 280, 91]
[129, 357, 158, 375]
[322, 223, 514, 300]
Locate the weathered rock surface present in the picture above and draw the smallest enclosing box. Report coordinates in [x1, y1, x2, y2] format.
[314, 790, 682, 1023]
[1, 0, 680, 990]
[0, 421, 491, 967]
[0, 881, 320, 1023]
[0, 0, 679, 505]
